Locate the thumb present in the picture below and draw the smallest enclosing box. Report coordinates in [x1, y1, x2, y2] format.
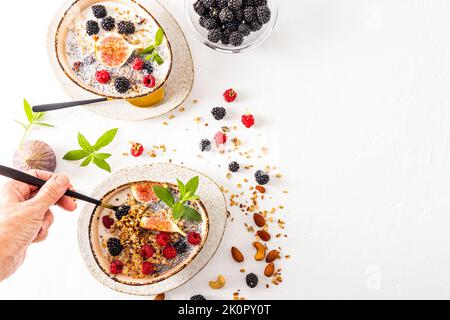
[29, 174, 70, 212]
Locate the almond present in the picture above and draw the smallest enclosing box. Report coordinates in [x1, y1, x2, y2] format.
[266, 250, 280, 263]
[255, 185, 266, 194]
[264, 262, 275, 277]
[257, 230, 271, 242]
[231, 247, 244, 263]
[253, 213, 266, 227]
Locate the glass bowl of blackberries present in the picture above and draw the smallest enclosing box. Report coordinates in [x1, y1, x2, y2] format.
[186, 0, 278, 53]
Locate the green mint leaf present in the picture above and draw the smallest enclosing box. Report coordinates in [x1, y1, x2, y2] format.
[63, 150, 89, 161]
[155, 28, 164, 46]
[78, 132, 94, 153]
[80, 155, 93, 167]
[152, 185, 174, 208]
[33, 112, 45, 122]
[141, 45, 155, 55]
[177, 179, 186, 198]
[35, 122, 54, 127]
[185, 176, 199, 195]
[172, 202, 184, 220]
[93, 158, 111, 172]
[14, 120, 28, 129]
[94, 153, 112, 160]
[152, 53, 164, 65]
[93, 128, 118, 151]
[23, 99, 33, 123]
[181, 205, 202, 222]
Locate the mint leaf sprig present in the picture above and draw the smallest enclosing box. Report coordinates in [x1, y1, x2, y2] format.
[140, 28, 165, 65]
[152, 176, 202, 222]
[63, 128, 118, 172]
[15, 99, 54, 145]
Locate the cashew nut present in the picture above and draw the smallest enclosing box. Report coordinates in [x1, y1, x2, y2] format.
[209, 275, 226, 289]
[253, 241, 266, 261]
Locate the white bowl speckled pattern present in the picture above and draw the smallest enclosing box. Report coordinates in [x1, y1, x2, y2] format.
[77, 163, 227, 295]
[48, 0, 194, 121]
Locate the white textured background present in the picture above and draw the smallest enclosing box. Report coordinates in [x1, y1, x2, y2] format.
[1, 0, 450, 299]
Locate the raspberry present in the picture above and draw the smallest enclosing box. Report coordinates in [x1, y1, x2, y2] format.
[95, 70, 111, 84]
[223, 88, 237, 102]
[110, 260, 123, 275]
[241, 114, 255, 128]
[214, 131, 227, 145]
[163, 246, 177, 259]
[132, 57, 145, 70]
[143, 74, 156, 88]
[141, 244, 155, 259]
[130, 142, 144, 157]
[102, 216, 114, 229]
[156, 232, 170, 247]
[142, 262, 155, 275]
[187, 232, 202, 245]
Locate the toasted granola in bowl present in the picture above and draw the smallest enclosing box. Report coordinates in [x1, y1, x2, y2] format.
[89, 181, 209, 285]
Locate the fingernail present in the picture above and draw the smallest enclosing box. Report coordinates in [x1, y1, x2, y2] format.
[55, 174, 69, 187]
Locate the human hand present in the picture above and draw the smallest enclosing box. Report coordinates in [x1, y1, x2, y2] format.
[0, 170, 77, 281]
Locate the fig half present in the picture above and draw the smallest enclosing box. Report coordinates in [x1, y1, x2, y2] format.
[131, 182, 159, 203]
[95, 35, 134, 68]
[13, 140, 57, 172]
[140, 216, 186, 236]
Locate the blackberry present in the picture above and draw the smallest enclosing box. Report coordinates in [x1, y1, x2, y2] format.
[199, 139, 212, 152]
[190, 295, 207, 300]
[219, 7, 234, 23]
[228, 0, 243, 10]
[107, 238, 123, 256]
[221, 29, 231, 45]
[208, 29, 222, 43]
[92, 5, 107, 19]
[255, 170, 270, 185]
[243, 0, 255, 6]
[86, 20, 99, 36]
[216, 0, 228, 8]
[229, 161, 240, 172]
[193, 0, 208, 16]
[254, 0, 267, 5]
[233, 9, 244, 22]
[229, 31, 244, 46]
[199, 16, 208, 28]
[115, 205, 130, 220]
[114, 77, 131, 93]
[118, 21, 135, 35]
[174, 240, 189, 254]
[204, 18, 219, 30]
[256, 5, 271, 24]
[246, 273, 258, 288]
[201, 0, 216, 7]
[211, 107, 226, 120]
[247, 20, 262, 31]
[143, 61, 153, 74]
[101, 16, 115, 31]
[238, 23, 251, 36]
[209, 6, 220, 19]
[243, 6, 257, 22]
[223, 21, 240, 32]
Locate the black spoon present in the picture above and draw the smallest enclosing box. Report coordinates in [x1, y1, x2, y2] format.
[0, 165, 119, 211]
[32, 98, 108, 113]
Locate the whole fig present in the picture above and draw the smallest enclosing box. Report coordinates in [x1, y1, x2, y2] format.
[13, 140, 57, 172]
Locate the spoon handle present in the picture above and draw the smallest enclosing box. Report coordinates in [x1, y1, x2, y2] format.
[0, 165, 102, 206]
[32, 98, 108, 113]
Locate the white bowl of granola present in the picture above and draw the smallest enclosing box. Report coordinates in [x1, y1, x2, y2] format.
[55, 0, 173, 99]
[78, 164, 228, 295]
